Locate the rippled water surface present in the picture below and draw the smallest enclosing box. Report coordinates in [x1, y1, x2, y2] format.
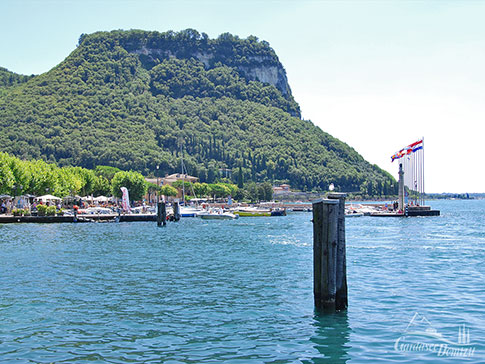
[1, 200, 484, 363]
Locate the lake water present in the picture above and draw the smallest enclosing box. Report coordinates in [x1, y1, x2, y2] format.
[1, 200, 484, 363]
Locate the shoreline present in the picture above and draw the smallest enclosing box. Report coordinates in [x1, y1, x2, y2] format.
[0, 214, 157, 224]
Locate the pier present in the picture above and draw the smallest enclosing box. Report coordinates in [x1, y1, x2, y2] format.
[0, 214, 158, 224]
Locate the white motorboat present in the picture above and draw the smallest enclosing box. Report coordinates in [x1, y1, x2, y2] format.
[345, 211, 363, 217]
[198, 208, 238, 220]
[179, 205, 202, 217]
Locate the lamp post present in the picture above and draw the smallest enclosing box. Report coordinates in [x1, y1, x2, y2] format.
[156, 165, 160, 203]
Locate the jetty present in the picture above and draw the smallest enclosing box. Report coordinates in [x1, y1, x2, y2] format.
[0, 214, 157, 224]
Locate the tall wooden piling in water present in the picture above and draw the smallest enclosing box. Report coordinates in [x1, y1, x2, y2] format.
[312, 196, 347, 312]
[328, 193, 348, 311]
[157, 202, 166, 226]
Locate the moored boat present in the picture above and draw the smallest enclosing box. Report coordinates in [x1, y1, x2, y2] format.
[198, 208, 238, 220]
[233, 207, 271, 217]
[345, 211, 363, 217]
[270, 208, 287, 216]
[179, 205, 202, 217]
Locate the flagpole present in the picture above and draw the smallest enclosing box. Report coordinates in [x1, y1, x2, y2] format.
[422, 137, 425, 206]
[413, 142, 419, 205]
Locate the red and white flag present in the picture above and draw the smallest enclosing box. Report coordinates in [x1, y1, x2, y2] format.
[120, 187, 130, 212]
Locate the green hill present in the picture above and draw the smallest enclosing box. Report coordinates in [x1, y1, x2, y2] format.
[0, 29, 394, 193]
[0, 67, 35, 88]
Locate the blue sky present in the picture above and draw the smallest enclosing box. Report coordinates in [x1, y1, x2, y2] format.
[1, 0, 483, 192]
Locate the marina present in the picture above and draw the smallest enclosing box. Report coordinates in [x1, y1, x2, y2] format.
[0, 139, 440, 224]
[0, 213, 157, 224]
[0, 200, 441, 224]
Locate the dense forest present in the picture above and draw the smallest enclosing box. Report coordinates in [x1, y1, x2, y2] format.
[0, 29, 395, 194]
[0, 67, 34, 88]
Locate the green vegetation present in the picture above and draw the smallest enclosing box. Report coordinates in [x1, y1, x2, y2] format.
[36, 204, 47, 216]
[0, 67, 35, 88]
[0, 151, 273, 202]
[46, 205, 57, 216]
[160, 184, 177, 197]
[0, 29, 395, 194]
[0, 151, 143, 199]
[111, 170, 147, 200]
[171, 180, 238, 200]
[243, 181, 273, 202]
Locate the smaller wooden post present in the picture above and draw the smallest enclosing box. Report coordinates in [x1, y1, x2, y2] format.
[174, 201, 181, 221]
[161, 202, 167, 226]
[328, 192, 348, 311]
[313, 198, 339, 311]
[73, 209, 78, 223]
[157, 202, 166, 226]
[157, 202, 162, 226]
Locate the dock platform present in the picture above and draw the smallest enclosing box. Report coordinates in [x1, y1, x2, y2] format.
[370, 206, 440, 217]
[0, 214, 157, 224]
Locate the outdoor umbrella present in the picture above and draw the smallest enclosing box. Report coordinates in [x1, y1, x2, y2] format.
[35, 194, 62, 202]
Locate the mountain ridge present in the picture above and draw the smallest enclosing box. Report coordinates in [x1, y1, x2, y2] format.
[0, 29, 395, 194]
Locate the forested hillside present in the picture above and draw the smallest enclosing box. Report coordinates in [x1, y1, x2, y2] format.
[0, 67, 34, 88]
[0, 29, 395, 193]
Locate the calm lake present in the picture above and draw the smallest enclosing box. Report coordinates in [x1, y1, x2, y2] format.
[1, 199, 484, 363]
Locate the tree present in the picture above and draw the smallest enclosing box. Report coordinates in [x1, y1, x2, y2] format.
[172, 180, 192, 191]
[261, 181, 273, 201]
[92, 175, 111, 196]
[111, 171, 147, 200]
[244, 182, 259, 202]
[160, 184, 177, 197]
[94, 165, 122, 181]
[0, 153, 15, 194]
[237, 166, 243, 188]
[208, 183, 231, 198]
[222, 183, 238, 197]
[193, 182, 209, 197]
[234, 188, 244, 201]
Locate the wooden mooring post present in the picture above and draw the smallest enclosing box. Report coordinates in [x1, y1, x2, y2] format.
[313, 194, 348, 312]
[173, 202, 181, 221]
[157, 202, 166, 226]
[328, 193, 348, 311]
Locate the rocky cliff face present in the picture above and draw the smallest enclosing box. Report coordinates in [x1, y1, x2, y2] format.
[101, 30, 299, 116]
[239, 62, 291, 97]
[133, 47, 293, 97]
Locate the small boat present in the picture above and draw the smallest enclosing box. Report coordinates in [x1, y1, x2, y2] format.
[233, 207, 271, 217]
[179, 205, 202, 217]
[345, 211, 363, 217]
[270, 208, 287, 216]
[198, 208, 238, 220]
[79, 207, 113, 215]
